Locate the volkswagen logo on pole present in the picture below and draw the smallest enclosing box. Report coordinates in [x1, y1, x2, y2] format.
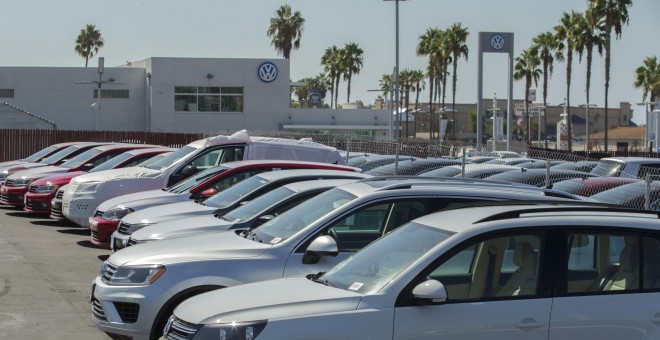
[257, 61, 278, 83]
[490, 34, 505, 50]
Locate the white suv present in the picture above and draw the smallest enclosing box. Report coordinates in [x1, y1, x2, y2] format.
[166, 203, 660, 339]
[91, 178, 585, 340]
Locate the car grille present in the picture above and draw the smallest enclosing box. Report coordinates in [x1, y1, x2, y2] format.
[28, 185, 37, 193]
[55, 189, 64, 199]
[4, 179, 16, 187]
[100, 262, 117, 283]
[126, 238, 139, 247]
[114, 302, 140, 323]
[92, 298, 106, 321]
[93, 210, 104, 218]
[91, 230, 100, 241]
[117, 222, 131, 235]
[50, 204, 64, 219]
[163, 316, 201, 340]
[0, 192, 21, 203]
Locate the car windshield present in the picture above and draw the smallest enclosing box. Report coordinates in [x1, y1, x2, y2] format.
[549, 180, 587, 195]
[39, 146, 80, 164]
[137, 153, 168, 167]
[143, 146, 197, 170]
[202, 175, 272, 208]
[320, 222, 452, 294]
[89, 152, 133, 172]
[23, 145, 59, 162]
[590, 160, 624, 177]
[166, 166, 228, 194]
[222, 187, 295, 222]
[59, 149, 103, 169]
[251, 188, 357, 244]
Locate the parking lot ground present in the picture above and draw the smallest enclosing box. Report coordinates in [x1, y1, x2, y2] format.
[0, 205, 108, 339]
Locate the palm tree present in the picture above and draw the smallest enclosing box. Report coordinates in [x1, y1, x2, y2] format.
[320, 46, 345, 109]
[576, 7, 605, 150]
[588, 0, 632, 151]
[267, 4, 305, 60]
[74, 24, 104, 67]
[341, 42, 364, 103]
[513, 47, 542, 147]
[532, 32, 564, 148]
[294, 77, 313, 105]
[555, 10, 584, 151]
[398, 69, 414, 138]
[634, 56, 660, 109]
[445, 23, 469, 139]
[410, 69, 426, 112]
[417, 27, 444, 138]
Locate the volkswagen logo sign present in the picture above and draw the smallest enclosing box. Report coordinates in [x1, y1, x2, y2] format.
[257, 61, 278, 83]
[490, 34, 505, 50]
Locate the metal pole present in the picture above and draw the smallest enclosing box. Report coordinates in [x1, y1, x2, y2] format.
[645, 175, 651, 210]
[477, 34, 483, 151]
[395, 0, 401, 141]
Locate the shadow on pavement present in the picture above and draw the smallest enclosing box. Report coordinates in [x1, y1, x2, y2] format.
[57, 228, 89, 236]
[30, 220, 77, 227]
[6, 211, 35, 218]
[76, 240, 107, 250]
[98, 255, 110, 261]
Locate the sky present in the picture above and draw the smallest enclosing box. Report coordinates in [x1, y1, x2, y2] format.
[1, 0, 658, 123]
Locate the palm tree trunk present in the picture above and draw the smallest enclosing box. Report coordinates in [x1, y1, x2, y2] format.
[428, 73, 434, 139]
[543, 60, 549, 148]
[346, 72, 352, 103]
[452, 61, 458, 141]
[586, 44, 593, 152]
[335, 77, 340, 109]
[604, 26, 611, 152]
[566, 50, 573, 151]
[526, 77, 531, 148]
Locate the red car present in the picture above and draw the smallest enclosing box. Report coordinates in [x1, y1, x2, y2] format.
[0, 141, 81, 173]
[89, 160, 361, 248]
[0, 143, 155, 208]
[550, 177, 643, 197]
[24, 147, 173, 215]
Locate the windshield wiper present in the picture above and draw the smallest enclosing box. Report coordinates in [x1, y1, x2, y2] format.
[312, 276, 337, 288]
[242, 230, 262, 243]
[213, 213, 228, 221]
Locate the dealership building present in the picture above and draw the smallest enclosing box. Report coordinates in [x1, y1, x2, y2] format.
[0, 57, 392, 139]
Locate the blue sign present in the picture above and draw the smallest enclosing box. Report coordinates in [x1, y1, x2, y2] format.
[308, 88, 322, 106]
[490, 34, 505, 50]
[257, 62, 278, 83]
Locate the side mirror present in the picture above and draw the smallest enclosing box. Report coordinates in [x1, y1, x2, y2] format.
[200, 188, 218, 198]
[412, 279, 447, 305]
[181, 164, 197, 176]
[302, 235, 338, 265]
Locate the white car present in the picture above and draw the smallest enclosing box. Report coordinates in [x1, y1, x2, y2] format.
[166, 202, 660, 339]
[62, 130, 345, 227]
[91, 178, 586, 340]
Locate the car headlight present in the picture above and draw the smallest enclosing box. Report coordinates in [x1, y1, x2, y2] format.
[101, 262, 165, 286]
[31, 183, 60, 193]
[196, 320, 267, 340]
[76, 181, 101, 193]
[101, 207, 134, 221]
[12, 178, 35, 186]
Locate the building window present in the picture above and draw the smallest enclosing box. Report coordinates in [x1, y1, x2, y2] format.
[93, 89, 129, 99]
[0, 89, 15, 98]
[175, 86, 243, 112]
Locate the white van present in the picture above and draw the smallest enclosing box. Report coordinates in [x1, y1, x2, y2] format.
[61, 130, 345, 227]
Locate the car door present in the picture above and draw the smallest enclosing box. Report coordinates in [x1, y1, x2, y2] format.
[393, 231, 552, 340]
[549, 231, 660, 340]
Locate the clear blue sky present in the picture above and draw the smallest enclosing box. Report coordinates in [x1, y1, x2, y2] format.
[2, 0, 658, 123]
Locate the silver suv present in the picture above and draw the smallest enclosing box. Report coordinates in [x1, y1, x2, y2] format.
[91, 178, 586, 340]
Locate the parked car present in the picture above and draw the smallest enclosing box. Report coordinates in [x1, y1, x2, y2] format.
[90, 160, 361, 248]
[109, 169, 370, 251]
[62, 130, 345, 227]
[0, 142, 109, 188]
[419, 164, 521, 179]
[127, 178, 361, 246]
[91, 178, 587, 340]
[357, 155, 416, 172]
[0, 143, 147, 207]
[486, 168, 596, 187]
[515, 159, 567, 169]
[590, 157, 660, 178]
[590, 181, 660, 210]
[365, 158, 463, 176]
[550, 177, 643, 197]
[551, 160, 600, 173]
[0, 141, 80, 177]
[166, 202, 660, 339]
[22, 147, 172, 215]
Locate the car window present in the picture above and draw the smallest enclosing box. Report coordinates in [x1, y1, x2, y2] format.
[428, 233, 543, 301]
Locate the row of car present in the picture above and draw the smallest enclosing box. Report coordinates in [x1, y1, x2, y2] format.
[2, 134, 660, 339]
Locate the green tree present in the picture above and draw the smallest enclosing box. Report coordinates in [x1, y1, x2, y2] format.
[321, 46, 345, 109]
[532, 31, 564, 148]
[267, 4, 305, 60]
[410, 69, 426, 112]
[555, 10, 584, 151]
[74, 24, 104, 67]
[445, 23, 469, 139]
[513, 47, 542, 147]
[634, 56, 660, 110]
[417, 27, 446, 139]
[589, 0, 632, 151]
[342, 42, 364, 103]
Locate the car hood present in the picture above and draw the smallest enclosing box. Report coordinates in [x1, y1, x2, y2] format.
[0, 160, 30, 169]
[121, 201, 215, 225]
[30, 171, 86, 186]
[109, 231, 271, 266]
[96, 189, 180, 212]
[70, 166, 163, 184]
[131, 214, 235, 241]
[7, 165, 69, 180]
[174, 278, 361, 325]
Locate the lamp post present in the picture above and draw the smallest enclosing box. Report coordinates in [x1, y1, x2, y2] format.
[488, 94, 500, 152]
[76, 57, 121, 131]
[579, 103, 597, 151]
[384, 0, 408, 141]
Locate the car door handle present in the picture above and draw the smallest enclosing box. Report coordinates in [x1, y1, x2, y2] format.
[516, 318, 545, 329]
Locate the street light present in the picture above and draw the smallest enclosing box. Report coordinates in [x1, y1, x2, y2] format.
[579, 103, 597, 152]
[384, 0, 408, 141]
[75, 57, 122, 131]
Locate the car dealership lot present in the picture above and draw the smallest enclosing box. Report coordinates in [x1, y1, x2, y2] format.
[0, 206, 106, 339]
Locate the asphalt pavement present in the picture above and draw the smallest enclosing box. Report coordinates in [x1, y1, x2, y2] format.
[0, 205, 108, 339]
